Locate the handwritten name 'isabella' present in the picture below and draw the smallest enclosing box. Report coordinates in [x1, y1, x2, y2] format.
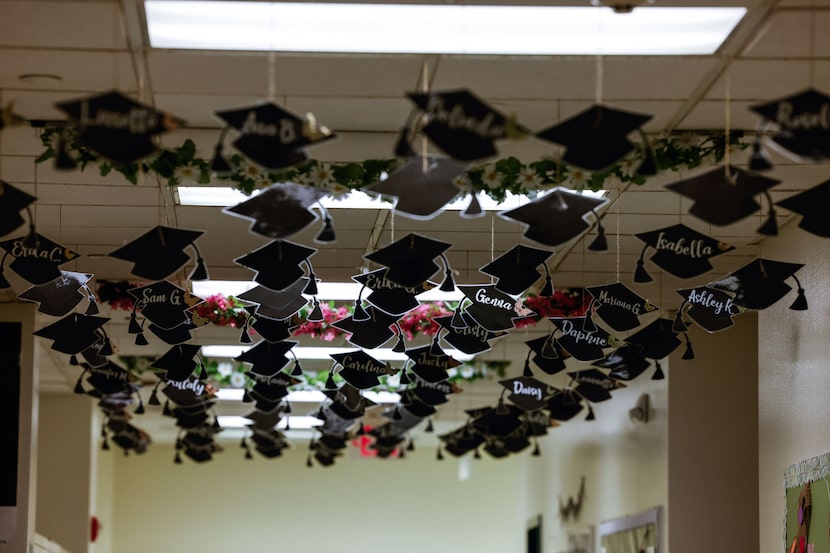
[655, 232, 714, 259]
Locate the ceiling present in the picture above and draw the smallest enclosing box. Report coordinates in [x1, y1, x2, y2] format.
[0, 0, 827, 436]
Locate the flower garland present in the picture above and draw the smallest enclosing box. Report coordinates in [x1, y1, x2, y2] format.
[36, 124, 747, 198]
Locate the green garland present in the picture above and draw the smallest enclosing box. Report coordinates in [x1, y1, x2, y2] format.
[36, 124, 747, 197]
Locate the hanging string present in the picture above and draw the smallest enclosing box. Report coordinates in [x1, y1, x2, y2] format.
[724, 70, 733, 182]
[595, 55, 604, 105]
[268, 52, 277, 101]
[490, 215, 495, 284]
[421, 58, 430, 172]
[390, 208, 395, 244]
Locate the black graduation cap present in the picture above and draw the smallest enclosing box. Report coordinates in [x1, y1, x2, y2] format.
[161, 377, 213, 407]
[709, 258, 807, 311]
[546, 390, 585, 421]
[433, 313, 502, 355]
[235, 340, 297, 379]
[237, 280, 309, 321]
[405, 344, 461, 383]
[551, 317, 611, 362]
[439, 426, 485, 457]
[750, 88, 830, 162]
[235, 240, 317, 291]
[480, 245, 555, 295]
[364, 233, 454, 289]
[331, 306, 400, 349]
[625, 317, 683, 361]
[366, 156, 466, 219]
[17, 271, 94, 316]
[352, 268, 431, 316]
[55, 90, 184, 163]
[128, 280, 202, 330]
[568, 368, 625, 403]
[247, 381, 291, 405]
[151, 344, 202, 382]
[665, 166, 780, 234]
[592, 345, 651, 381]
[223, 182, 330, 241]
[499, 374, 551, 411]
[536, 104, 653, 171]
[109, 225, 207, 281]
[34, 313, 109, 355]
[499, 187, 609, 249]
[147, 319, 203, 346]
[633, 223, 735, 282]
[0, 232, 81, 286]
[585, 282, 657, 332]
[330, 350, 397, 390]
[525, 334, 567, 375]
[458, 284, 533, 332]
[242, 307, 296, 343]
[776, 179, 830, 238]
[675, 287, 742, 333]
[398, 399, 437, 419]
[406, 89, 526, 161]
[406, 380, 456, 406]
[244, 407, 284, 430]
[0, 180, 36, 237]
[214, 102, 334, 170]
[328, 383, 375, 420]
[85, 362, 136, 396]
[472, 403, 525, 438]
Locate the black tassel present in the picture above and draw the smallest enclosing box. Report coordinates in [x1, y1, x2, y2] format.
[672, 307, 688, 333]
[429, 335, 443, 356]
[439, 255, 455, 292]
[399, 370, 410, 386]
[242, 390, 253, 403]
[682, 334, 695, 360]
[357, 422, 366, 436]
[392, 329, 406, 353]
[283, 402, 292, 414]
[450, 309, 466, 328]
[290, 360, 303, 376]
[189, 256, 209, 281]
[98, 337, 113, 357]
[436, 446, 444, 461]
[244, 449, 253, 460]
[790, 286, 808, 311]
[582, 307, 597, 332]
[163, 401, 172, 416]
[148, 382, 161, 406]
[532, 442, 541, 457]
[174, 451, 182, 464]
[407, 440, 415, 452]
[306, 300, 324, 322]
[399, 448, 406, 459]
[240, 324, 252, 344]
[101, 436, 110, 451]
[586, 406, 596, 421]
[636, 129, 658, 176]
[324, 371, 337, 390]
[284, 417, 291, 431]
[523, 358, 533, 378]
[353, 301, 370, 322]
[541, 336, 559, 359]
[393, 125, 415, 158]
[587, 212, 608, 252]
[315, 216, 336, 243]
[134, 332, 148, 346]
[496, 397, 509, 415]
[128, 312, 142, 334]
[303, 273, 318, 295]
[474, 448, 481, 460]
[199, 364, 208, 381]
[462, 193, 484, 218]
[757, 191, 778, 236]
[306, 454, 313, 468]
[0, 267, 10, 289]
[240, 437, 248, 449]
[22, 223, 38, 249]
[634, 245, 653, 283]
[393, 408, 403, 420]
[70, 354, 79, 366]
[85, 298, 99, 315]
[425, 418, 434, 433]
[74, 374, 85, 394]
[652, 361, 665, 380]
[135, 395, 145, 415]
[211, 143, 232, 174]
[540, 268, 554, 297]
[749, 137, 773, 172]
[56, 137, 77, 170]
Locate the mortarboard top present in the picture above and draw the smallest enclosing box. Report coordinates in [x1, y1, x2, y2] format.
[248, 381, 291, 404]
[550, 316, 611, 362]
[750, 88, 830, 161]
[222, 182, 328, 240]
[709, 257, 807, 311]
[128, 280, 202, 330]
[480, 244, 554, 295]
[17, 271, 93, 317]
[234, 239, 316, 291]
[237, 280, 309, 321]
[459, 284, 534, 332]
[433, 313, 502, 355]
[407, 89, 526, 161]
[352, 268, 432, 316]
[472, 404, 525, 438]
[546, 390, 585, 421]
[624, 317, 682, 360]
[234, 340, 297, 379]
[499, 375, 551, 411]
[331, 306, 399, 349]
[243, 307, 296, 343]
[161, 377, 212, 407]
[0, 232, 81, 285]
[147, 320, 201, 346]
[499, 187, 609, 248]
[33, 313, 109, 355]
[405, 344, 461, 383]
[776, 179, 830, 238]
[150, 343, 202, 382]
[244, 408, 284, 430]
[398, 399, 437, 418]
[675, 286, 741, 332]
[525, 334, 568, 375]
[109, 225, 206, 281]
[665, 165, 780, 227]
[592, 345, 651, 381]
[585, 282, 656, 332]
[364, 233, 452, 288]
[536, 104, 653, 171]
[500, 436, 532, 455]
[55, 90, 183, 163]
[330, 349, 397, 390]
[568, 368, 626, 401]
[85, 362, 136, 395]
[439, 427, 485, 457]
[214, 102, 334, 170]
[366, 156, 466, 219]
[406, 383, 452, 407]
[634, 223, 735, 281]
[0, 180, 37, 237]
[80, 339, 111, 368]
[169, 410, 209, 429]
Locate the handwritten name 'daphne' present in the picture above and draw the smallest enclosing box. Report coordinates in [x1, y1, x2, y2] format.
[776, 101, 830, 131]
[559, 319, 608, 347]
[81, 107, 162, 134]
[512, 380, 544, 401]
[597, 289, 642, 315]
[655, 232, 714, 259]
[241, 111, 297, 143]
[425, 97, 504, 139]
[685, 288, 736, 315]
[166, 378, 205, 396]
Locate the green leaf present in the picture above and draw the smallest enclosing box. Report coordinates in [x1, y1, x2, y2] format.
[34, 149, 55, 164]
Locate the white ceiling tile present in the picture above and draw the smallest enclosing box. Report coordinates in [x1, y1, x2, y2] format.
[59, 205, 160, 228]
[703, 60, 815, 100]
[285, 96, 411, 133]
[0, 1, 126, 50]
[0, 50, 134, 92]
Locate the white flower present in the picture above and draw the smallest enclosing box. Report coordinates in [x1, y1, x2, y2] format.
[229, 371, 247, 388]
[453, 173, 471, 189]
[217, 362, 233, 377]
[255, 174, 273, 189]
[566, 167, 591, 189]
[618, 154, 639, 177]
[292, 172, 310, 185]
[310, 163, 335, 187]
[675, 133, 698, 151]
[238, 160, 263, 181]
[460, 365, 475, 379]
[174, 163, 199, 184]
[481, 167, 503, 189]
[518, 167, 542, 190]
[326, 182, 350, 198]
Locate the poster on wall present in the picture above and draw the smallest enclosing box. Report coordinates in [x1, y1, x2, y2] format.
[785, 452, 830, 553]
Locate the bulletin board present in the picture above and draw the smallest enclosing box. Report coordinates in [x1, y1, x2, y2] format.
[785, 452, 830, 553]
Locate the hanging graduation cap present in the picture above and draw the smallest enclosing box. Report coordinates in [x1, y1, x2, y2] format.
[128, 280, 202, 331]
[237, 280, 309, 321]
[330, 350, 397, 390]
[546, 390, 585, 421]
[665, 166, 780, 235]
[708, 258, 807, 311]
[0, 232, 81, 286]
[364, 233, 454, 289]
[406, 89, 526, 161]
[480, 244, 555, 295]
[352, 268, 432, 316]
[366, 156, 467, 219]
[55, 90, 184, 163]
[675, 287, 743, 333]
[592, 345, 651, 381]
[406, 378, 457, 406]
[775, 179, 830, 238]
[405, 344, 461, 383]
[536, 104, 653, 171]
[34, 313, 109, 355]
[223, 182, 332, 242]
[458, 284, 534, 332]
[472, 403, 526, 438]
[439, 426, 486, 457]
[84, 361, 137, 397]
[331, 306, 400, 349]
[0, 180, 37, 237]
[585, 282, 657, 332]
[235, 340, 297, 379]
[568, 368, 625, 403]
[499, 372, 551, 412]
[749, 88, 830, 163]
[213, 102, 334, 170]
[161, 377, 213, 408]
[550, 317, 611, 362]
[234, 239, 317, 291]
[499, 187, 609, 250]
[17, 271, 95, 316]
[433, 313, 502, 355]
[151, 344, 202, 382]
[625, 317, 683, 361]
[328, 383, 376, 420]
[109, 225, 208, 281]
[241, 307, 297, 343]
[633, 224, 735, 282]
[525, 334, 567, 375]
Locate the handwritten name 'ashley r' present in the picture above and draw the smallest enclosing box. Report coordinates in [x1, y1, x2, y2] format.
[686, 288, 736, 315]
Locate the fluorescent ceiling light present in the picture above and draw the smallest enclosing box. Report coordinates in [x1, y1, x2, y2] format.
[201, 344, 475, 362]
[146, 1, 746, 56]
[217, 415, 323, 429]
[191, 279, 464, 302]
[216, 388, 400, 403]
